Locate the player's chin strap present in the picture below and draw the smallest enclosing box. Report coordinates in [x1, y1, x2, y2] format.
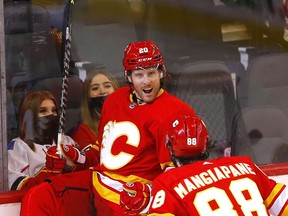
[132, 92, 145, 104]
[128, 82, 145, 105]
[129, 85, 163, 105]
[128, 64, 165, 105]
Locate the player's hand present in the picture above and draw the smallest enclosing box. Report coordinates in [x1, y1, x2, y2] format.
[45, 146, 66, 173]
[59, 144, 86, 165]
[120, 182, 151, 215]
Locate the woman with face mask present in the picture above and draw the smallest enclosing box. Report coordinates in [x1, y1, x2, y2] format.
[70, 70, 119, 164]
[8, 90, 84, 191]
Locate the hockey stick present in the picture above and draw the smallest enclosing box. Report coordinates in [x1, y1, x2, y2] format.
[57, 0, 74, 151]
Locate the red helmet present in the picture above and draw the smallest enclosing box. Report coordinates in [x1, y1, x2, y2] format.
[166, 115, 209, 158]
[123, 40, 164, 76]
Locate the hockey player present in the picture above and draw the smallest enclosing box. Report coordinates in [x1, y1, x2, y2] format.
[20, 40, 197, 216]
[148, 115, 288, 215]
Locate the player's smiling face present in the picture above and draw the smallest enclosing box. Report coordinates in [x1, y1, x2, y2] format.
[128, 67, 163, 103]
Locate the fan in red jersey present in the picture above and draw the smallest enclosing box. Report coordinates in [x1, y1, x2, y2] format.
[148, 114, 288, 215]
[20, 40, 197, 216]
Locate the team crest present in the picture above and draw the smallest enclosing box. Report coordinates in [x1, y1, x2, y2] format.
[129, 102, 136, 109]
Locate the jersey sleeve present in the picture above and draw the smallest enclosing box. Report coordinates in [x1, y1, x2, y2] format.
[149, 175, 187, 215]
[253, 163, 288, 215]
[74, 143, 100, 171]
[8, 139, 30, 190]
[70, 124, 98, 150]
[16, 168, 56, 191]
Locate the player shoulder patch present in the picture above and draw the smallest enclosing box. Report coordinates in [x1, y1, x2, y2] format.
[8, 140, 16, 150]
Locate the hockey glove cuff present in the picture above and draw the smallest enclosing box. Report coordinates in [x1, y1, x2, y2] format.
[120, 181, 152, 215]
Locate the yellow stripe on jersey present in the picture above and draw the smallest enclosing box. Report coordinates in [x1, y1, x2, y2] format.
[265, 183, 284, 206]
[92, 171, 152, 205]
[90, 143, 99, 151]
[269, 184, 288, 216]
[92, 172, 120, 204]
[281, 204, 288, 216]
[18, 176, 30, 190]
[265, 183, 287, 212]
[103, 171, 152, 184]
[82, 143, 99, 152]
[160, 161, 174, 171]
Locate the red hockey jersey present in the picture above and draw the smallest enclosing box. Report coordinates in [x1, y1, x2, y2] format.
[92, 86, 196, 214]
[71, 123, 98, 151]
[148, 156, 288, 216]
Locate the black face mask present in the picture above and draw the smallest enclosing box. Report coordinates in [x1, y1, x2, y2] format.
[38, 114, 59, 130]
[89, 96, 108, 113]
[35, 114, 59, 144]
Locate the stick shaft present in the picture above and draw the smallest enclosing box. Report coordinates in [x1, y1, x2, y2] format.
[58, 0, 73, 146]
